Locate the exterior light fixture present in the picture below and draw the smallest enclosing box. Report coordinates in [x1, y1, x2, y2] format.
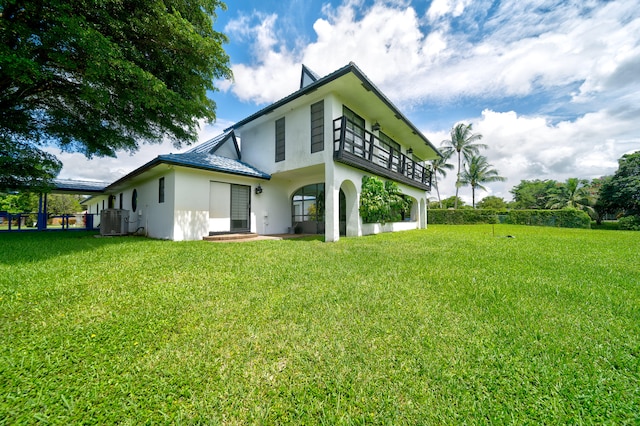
[407, 148, 413, 155]
[255, 185, 263, 194]
[371, 123, 381, 131]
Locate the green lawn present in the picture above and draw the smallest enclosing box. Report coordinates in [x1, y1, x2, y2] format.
[1, 226, 638, 424]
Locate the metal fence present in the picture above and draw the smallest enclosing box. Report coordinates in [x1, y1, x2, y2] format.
[0, 212, 100, 232]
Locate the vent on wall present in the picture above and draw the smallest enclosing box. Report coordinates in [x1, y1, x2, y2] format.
[100, 209, 129, 236]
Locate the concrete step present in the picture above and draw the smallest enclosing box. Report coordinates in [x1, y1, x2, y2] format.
[203, 233, 259, 242]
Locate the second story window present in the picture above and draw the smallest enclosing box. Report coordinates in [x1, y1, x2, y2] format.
[275, 117, 285, 162]
[378, 131, 400, 153]
[343, 106, 364, 138]
[310, 100, 324, 153]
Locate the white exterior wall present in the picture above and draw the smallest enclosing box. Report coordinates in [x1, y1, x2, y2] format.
[237, 93, 331, 236]
[173, 168, 210, 241]
[209, 181, 231, 233]
[240, 95, 327, 176]
[237, 92, 428, 242]
[116, 171, 175, 239]
[170, 167, 271, 241]
[322, 95, 428, 241]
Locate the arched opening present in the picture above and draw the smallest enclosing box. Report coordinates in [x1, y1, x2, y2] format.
[339, 179, 358, 237]
[291, 183, 347, 235]
[339, 189, 346, 236]
[292, 183, 323, 234]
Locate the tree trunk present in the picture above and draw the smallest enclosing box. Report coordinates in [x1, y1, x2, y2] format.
[472, 186, 476, 208]
[454, 151, 461, 209]
[434, 179, 442, 208]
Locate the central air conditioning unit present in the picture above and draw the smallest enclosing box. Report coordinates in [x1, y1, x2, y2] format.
[100, 209, 129, 236]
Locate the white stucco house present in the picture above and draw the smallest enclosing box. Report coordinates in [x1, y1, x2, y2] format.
[83, 63, 441, 241]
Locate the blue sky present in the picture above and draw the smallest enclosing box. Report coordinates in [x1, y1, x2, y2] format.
[54, 0, 640, 202]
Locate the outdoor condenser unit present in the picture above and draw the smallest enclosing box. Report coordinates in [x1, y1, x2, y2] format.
[100, 209, 129, 236]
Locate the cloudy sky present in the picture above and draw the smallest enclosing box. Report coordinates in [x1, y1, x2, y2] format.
[53, 0, 640, 203]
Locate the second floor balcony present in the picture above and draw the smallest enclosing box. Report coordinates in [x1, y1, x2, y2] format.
[333, 117, 432, 191]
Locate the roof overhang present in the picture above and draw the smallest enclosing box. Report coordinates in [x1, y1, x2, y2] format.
[227, 62, 442, 161]
[104, 155, 271, 194]
[52, 179, 109, 194]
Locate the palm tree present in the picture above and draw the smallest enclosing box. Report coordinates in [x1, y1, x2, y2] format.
[546, 178, 597, 218]
[430, 152, 454, 208]
[441, 123, 487, 208]
[459, 155, 506, 208]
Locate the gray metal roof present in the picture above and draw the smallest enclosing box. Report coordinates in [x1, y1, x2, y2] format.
[157, 152, 270, 179]
[186, 130, 238, 155]
[53, 179, 109, 193]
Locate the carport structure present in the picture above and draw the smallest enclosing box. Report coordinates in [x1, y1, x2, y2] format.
[2, 179, 107, 232]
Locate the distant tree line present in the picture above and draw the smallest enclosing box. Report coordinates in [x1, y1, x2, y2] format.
[432, 150, 640, 230]
[0, 193, 82, 215]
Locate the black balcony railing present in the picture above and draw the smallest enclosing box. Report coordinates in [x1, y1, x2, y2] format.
[333, 117, 432, 191]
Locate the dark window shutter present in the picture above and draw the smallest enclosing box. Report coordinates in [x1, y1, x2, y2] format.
[275, 117, 285, 162]
[311, 100, 324, 153]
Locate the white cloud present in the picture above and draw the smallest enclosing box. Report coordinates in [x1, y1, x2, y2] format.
[429, 108, 639, 203]
[223, 12, 300, 104]
[225, 0, 640, 107]
[51, 119, 235, 184]
[53, 1, 638, 204]
[427, 0, 472, 22]
[222, 0, 640, 205]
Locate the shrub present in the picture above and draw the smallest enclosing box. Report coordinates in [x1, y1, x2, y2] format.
[618, 215, 640, 230]
[428, 209, 500, 224]
[504, 209, 591, 229]
[360, 176, 412, 224]
[428, 208, 591, 229]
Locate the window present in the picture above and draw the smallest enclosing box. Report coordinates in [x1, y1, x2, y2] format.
[377, 131, 402, 170]
[230, 184, 250, 231]
[132, 189, 138, 212]
[119, 193, 123, 209]
[310, 100, 324, 153]
[275, 117, 285, 162]
[343, 106, 364, 137]
[291, 183, 325, 234]
[378, 132, 400, 153]
[343, 106, 365, 155]
[159, 177, 165, 203]
[292, 183, 324, 223]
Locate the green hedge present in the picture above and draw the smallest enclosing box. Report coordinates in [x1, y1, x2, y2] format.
[427, 209, 500, 225]
[618, 215, 640, 230]
[428, 209, 591, 229]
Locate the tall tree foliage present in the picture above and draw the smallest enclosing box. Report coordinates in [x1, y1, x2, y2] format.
[430, 153, 454, 208]
[458, 155, 506, 208]
[546, 178, 596, 218]
[0, 191, 38, 213]
[440, 123, 487, 209]
[0, 0, 232, 189]
[438, 196, 466, 209]
[476, 195, 507, 210]
[510, 179, 558, 209]
[47, 194, 83, 215]
[0, 140, 61, 191]
[599, 151, 640, 217]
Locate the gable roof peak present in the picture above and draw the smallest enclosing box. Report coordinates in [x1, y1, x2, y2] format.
[300, 64, 321, 89]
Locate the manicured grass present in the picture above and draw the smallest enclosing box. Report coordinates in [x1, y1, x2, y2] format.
[1, 226, 638, 424]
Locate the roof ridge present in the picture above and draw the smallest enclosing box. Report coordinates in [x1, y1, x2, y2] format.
[185, 129, 233, 154]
